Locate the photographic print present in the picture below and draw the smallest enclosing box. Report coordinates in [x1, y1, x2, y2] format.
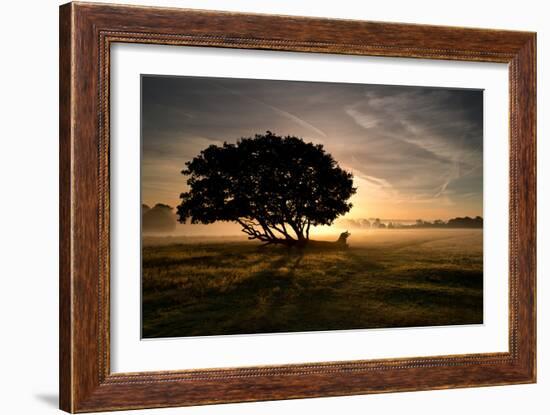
[141, 75, 483, 338]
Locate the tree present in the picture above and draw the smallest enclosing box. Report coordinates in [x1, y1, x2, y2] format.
[143, 203, 177, 233]
[447, 216, 483, 228]
[177, 131, 356, 246]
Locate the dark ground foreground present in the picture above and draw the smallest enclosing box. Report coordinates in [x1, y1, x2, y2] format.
[142, 229, 483, 338]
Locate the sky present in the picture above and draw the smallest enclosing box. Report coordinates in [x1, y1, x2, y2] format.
[141, 75, 483, 234]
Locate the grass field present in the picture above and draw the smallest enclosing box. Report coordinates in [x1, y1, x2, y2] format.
[142, 229, 483, 338]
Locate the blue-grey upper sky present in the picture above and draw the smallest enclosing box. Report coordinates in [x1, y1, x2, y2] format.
[142, 75, 483, 222]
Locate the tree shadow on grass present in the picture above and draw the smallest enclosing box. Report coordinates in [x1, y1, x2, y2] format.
[233, 251, 304, 292]
[232, 244, 385, 292]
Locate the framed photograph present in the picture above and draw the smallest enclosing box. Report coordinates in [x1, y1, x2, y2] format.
[59, 2, 536, 412]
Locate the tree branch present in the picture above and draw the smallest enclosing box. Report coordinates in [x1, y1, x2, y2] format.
[268, 222, 294, 240]
[236, 218, 271, 242]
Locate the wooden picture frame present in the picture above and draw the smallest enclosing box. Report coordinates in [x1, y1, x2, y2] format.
[59, 2, 536, 412]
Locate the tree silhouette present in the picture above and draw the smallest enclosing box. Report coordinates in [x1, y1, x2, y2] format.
[143, 203, 177, 233]
[177, 131, 356, 245]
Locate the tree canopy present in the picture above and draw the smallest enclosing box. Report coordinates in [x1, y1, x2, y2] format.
[177, 131, 356, 245]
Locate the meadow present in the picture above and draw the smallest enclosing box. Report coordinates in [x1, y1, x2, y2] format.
[142, 229, 483, 338]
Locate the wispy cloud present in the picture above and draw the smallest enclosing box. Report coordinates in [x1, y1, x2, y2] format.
[210, 81, 327, 139]
[341, 86, 482, 210]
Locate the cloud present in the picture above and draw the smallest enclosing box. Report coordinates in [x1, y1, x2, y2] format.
[340, 86, 482, 207]
[345, 105, 379, 129]
[209, 81, 327, 139]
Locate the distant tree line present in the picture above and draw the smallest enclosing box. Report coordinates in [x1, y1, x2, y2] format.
[343, 216, 483, 229]
[142, 203, 177, 233]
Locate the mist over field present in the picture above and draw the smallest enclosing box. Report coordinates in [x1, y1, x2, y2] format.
[142, 217, 482, 239]
[143, 226, 476, 244]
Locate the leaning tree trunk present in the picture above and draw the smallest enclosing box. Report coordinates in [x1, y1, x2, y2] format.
[236, 218, 312, 246]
